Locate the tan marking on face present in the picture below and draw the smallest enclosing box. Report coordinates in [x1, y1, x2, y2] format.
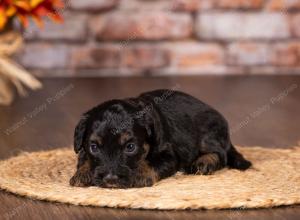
[119, 132, 131, 145]
[90, 133, 102, 145]
[70, 160, 92, 187]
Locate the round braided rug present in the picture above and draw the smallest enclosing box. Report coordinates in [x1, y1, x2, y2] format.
[0, 146, 299, 210]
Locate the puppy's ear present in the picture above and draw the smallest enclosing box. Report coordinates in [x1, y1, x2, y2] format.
[129, 99, 165, 152]
[141, 105, 164, 152]
[143, 110, 153, 138]
[74, 114, 89, 154]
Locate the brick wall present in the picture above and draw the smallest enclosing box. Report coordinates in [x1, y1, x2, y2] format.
[18, 0, 300, 76]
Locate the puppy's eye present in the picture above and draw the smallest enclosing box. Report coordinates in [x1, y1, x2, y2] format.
[124, 143, 137, 155]
[89, 143, 100, 154]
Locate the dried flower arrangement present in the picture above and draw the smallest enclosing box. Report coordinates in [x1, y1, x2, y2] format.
[0, 0, 64, 105]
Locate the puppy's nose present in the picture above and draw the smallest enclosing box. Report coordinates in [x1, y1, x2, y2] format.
[103, 174, 118, 185]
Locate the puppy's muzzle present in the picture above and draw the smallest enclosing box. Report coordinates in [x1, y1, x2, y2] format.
[102, 173, 119, 188]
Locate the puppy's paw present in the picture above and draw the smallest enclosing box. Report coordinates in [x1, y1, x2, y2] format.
[132, 176, 156, 188]
[132, 161, 159, 188]
[190, 153, 221, 175]
[70, 161, 93, 187]
[69, 171, 92, 187]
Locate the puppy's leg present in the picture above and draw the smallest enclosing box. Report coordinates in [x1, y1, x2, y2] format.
[186, 136, 227, 175]
[132, 146, 178, 187]
[132, 143, 160, 187]
[70, 152, 93, 187]
[189, 153, 222, 175]
[132, 160, 159, 187]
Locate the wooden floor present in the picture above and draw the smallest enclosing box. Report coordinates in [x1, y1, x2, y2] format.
[0, 75, 299, 220]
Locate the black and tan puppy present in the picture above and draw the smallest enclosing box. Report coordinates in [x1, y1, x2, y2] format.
[70, 90, 251, 188]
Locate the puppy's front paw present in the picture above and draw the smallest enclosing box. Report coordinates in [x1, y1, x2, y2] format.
[132, 161, 159, 188]
[69, 171, 92, 187]
[70, 161, 93, 187]
[191, 153, 221, 175]
[133, 174, 158, 188]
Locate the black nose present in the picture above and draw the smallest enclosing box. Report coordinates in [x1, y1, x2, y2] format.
[103, 174, 118, 185]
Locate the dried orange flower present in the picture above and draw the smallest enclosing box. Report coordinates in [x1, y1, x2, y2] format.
[0, 0, 64, 30]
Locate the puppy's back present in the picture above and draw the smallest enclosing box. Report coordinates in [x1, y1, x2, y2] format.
[139, 89, 215, 118]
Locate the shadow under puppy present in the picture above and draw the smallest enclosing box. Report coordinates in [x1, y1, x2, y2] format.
[70, 90, 251, 188]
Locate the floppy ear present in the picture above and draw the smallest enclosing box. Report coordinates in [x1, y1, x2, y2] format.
[74, 114, 89, 154]
[126, 98, 165, 152]
[140, 104, 164, 152]
[143, 111, 154, 139]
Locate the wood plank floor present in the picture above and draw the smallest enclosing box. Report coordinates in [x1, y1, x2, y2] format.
[0, 76, 299, 220]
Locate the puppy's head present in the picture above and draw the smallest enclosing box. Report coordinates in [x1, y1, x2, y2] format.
[71, 100, 158, 188]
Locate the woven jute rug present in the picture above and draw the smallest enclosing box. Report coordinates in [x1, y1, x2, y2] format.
[0, 146, 299, 210]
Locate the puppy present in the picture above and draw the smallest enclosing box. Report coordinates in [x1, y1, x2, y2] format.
[70, 90, 251, 188]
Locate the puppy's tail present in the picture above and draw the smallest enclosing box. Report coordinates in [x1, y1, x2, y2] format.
[227, 144, 252, 170]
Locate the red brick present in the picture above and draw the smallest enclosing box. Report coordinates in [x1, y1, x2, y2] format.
[70, 45, 121, 68]
[69, 0, 119, 11]
[122, 45, 169, 68]
[172, 0, 213, 11]
[291, 14, 300, 37]
[196, 12, 290, 40]
[271, 42, 300, 66]
[227, 42, 270, 65]
[248, 66, 300, 74]
[153, 66, 245, 75]
[71, 44, 170, 69]
[90, 12, 193, 41]
[266, 0, 300, 10]
[24, 13, 87, 41]
[165, 42, 224, 68]
[119, 0, 171, 10]
[18, 43, 69, 69]
[215, 0, 264, 9]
